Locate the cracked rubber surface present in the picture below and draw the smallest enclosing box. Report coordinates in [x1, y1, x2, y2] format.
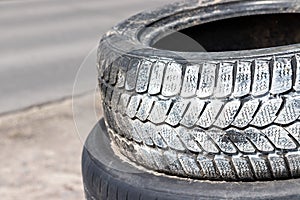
[97, 0, 300, 181]
[82, 119, 300, 199]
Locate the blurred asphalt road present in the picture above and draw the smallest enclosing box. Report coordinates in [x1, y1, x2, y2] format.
[0, 0, 173, 114]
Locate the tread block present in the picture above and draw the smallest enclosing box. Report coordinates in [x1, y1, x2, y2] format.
[157, 124, 185, 151]
[111, 113, 123, 137]
[103, 106, 116, 130]
[103, 58, 111, 82]
[148, 100, 172, 123]
[126, 95, 141, 118]
[137, 145, 159, 170]
[286, 122, 300, 144]
[148, 122, 168, 149]
[215, 63, 234, 98]
[123, 117, 142, 143]
[250, 98, 282, 127]
[177, 127, 202, 153]
[233, 61, 252, 97]
[105, 52, 117, 82]
[270, 57, 292, 94]
[232, 157, 254, 180]
[197, 100, 223, 128]
[286, 153, 300, 178]
[136, 96, 156, 121]
[275, 97, 300, 124]
[215, 157, 236, 180]
[163, 151, 186, 175]
[136, 60, 153, 93]
[192, 128, 219, 153]
[115, 56, 130, 88]
[108, 57, 119, 85]
[125, 59, 140, 91]
[244, 128, 274, 152]
[148, 61, 165, 95]
[249, 156, 272, 180]
[262, 126, 297, 150]
[214, 100, 241, 128]
[197, 63, 216, 98]
[100, 82, 107, 101]
[118, 93, 131, 115]
[165, 99, 189, 126]
[116, 69, 126, 88]
[148, 148, 167, 171]
[180, 98, 205, 127]
[252, 60, 270, 96]
[232, 99, 260, 128]
[178, 154, 202, 177]
[226, 129, 256, 153]
[208, 129, 237, 154]
[181, 64, 200, 97]
[197, 155, 220, 179]
[115, 113, 132, 140]
[268, 155, 289, 178]
[132, 120, 154, 146]
[162, 62, 182, 97]
[104, 86, 113, 106]
[110, 90, 121, 111]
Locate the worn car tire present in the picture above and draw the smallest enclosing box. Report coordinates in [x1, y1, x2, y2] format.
[82, 119, 300, 200]
[98, 0, 300, 181]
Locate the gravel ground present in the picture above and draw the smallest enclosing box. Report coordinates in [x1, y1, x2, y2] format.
[0, 93, 101, 200]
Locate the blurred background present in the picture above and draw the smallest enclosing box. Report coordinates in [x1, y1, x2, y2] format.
[0, 0, 173, 199]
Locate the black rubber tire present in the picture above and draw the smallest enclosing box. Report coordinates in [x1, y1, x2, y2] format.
[98, 0, 300, 181]
[82, 119, 300, 200]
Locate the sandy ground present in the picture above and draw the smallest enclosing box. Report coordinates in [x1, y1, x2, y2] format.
[0, 93, 101, 200]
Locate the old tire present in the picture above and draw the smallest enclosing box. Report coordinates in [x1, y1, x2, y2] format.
[82, 119, 300, 200]
[98, 0, 300, 181]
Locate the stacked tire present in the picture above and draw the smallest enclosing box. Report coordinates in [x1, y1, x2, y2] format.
[82, 0, 300, 199]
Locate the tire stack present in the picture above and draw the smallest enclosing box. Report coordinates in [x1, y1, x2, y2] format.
[82, 0, 300, 199]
